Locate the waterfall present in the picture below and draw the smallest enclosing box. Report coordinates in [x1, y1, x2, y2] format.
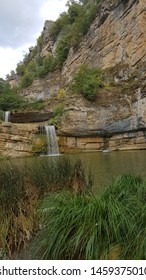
[44, 125, 59, 155]
[4, 111, 10, 122]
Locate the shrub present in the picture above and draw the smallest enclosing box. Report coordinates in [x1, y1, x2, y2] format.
[56, 35, 70, 67]
[30, 99, 45, 111]
[71, 64, 103, 100]
[0, 157, 90, 258]
[57, 88, 66, 99]
[36, 54, 57, 78]
[32, 174, 146, 260]
[37, 34, 43, 52]
[43, 54, 57, 73]
[36, 66, 47, 78]
[20, 73, 33, 88]
[53, 103, 64, 117]
[50, 12, 69, 42]
[67, 1, 82, 24]
[16, 63, 26, 76]
[32, 135, 48, 154]
[0, 78, 25, 111]
[0, 92, 23, 111]
[48, 103, 64, 126]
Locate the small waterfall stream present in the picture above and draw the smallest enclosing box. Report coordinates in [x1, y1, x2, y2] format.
[4, 111, 10, 122]
[44, 125, 59, 155]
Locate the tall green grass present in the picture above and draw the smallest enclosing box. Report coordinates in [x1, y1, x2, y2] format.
[32, 174, 146, 260]
[1, 156, 146, 260]
[0, 157, 91, 259]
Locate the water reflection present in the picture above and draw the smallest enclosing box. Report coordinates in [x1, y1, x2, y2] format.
[1, 150, 146, 190]
[67, 150, 146, 188]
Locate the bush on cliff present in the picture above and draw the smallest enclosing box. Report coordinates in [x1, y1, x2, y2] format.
[20, 73, 34, 88]
[14, 0, 103, 86]
[0, 79, 23, 111]
[70, 64, 103, 100]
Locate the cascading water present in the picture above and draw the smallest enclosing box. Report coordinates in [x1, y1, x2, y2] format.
[4, 111, 10, 122]
[44, 125, 59, 155]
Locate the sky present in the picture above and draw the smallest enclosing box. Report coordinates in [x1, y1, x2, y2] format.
[0, 0, 68, 79]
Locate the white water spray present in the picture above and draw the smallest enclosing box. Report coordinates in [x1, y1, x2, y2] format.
[4, 111, 10, 122]
[44, 125, 59, 155]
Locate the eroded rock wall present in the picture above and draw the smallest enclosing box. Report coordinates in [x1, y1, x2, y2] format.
[19, 0, 146, 98]
[19, 70, 61, 100]
[1, 0, 145, 156]
[62, 0, 146, 85]
[59, 131, 146, 153]
[57, 83, 146, 151]
[0, 123, 40, 157]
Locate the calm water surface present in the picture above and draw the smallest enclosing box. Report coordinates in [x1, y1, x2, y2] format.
[67, 150, 146, 188]
[2, 150, 146, 189]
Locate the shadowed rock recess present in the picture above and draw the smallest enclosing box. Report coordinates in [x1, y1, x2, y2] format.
[0, 0, 146, 156]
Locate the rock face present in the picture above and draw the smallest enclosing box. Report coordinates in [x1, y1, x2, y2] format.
[0, 123, 41, 157]
[57, 81, 146, 151]
[0, 0, 145, 157]
[20, 70, 61, 100]
[59, 83, 146, 136]
[10, 111, 53, 123]
[59, 131, 146, 153]
[19, 0, 145, 98]
[62, 0, 146, 85]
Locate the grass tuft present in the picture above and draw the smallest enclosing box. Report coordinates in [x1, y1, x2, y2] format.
[0, 157, 91, 259]
[31, 174, 146, 260]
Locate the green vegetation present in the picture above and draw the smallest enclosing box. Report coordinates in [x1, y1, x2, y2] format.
[36, 54, 57, 78]
[13, 0, 103, 89]
[56, 35, 70, 67]
[32, 174, 146, 260]
[0, 78, 23, 111]
[70, 64, 103, 100]
[20, 73, 34, 88]
[37, 34, 43, 52]
[50, 0, 102, 48]
[0, 77, 46, 112]
[1, 156, 146, 260]
[48, 103, 64, 126]
[0, 157, 91, 259]
[26, 99, 45, 111]
[32, 135, 48, 154]
[16, 53, 57, 88]
[53, 103, 64, 117]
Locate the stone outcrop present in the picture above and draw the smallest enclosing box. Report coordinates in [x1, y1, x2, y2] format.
[58, 81, 146, 136]
[0, 122, 41, 157]
[57, 80, 146, 151]
[20, 70, 61, 100]
[59, 131, 146, 153]
[62, 0, 146, 85]
[10, 111, 53, 123]
[19, 0, 146, 99]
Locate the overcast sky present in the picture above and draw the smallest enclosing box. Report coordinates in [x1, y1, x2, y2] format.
[0, 0, 67, 79]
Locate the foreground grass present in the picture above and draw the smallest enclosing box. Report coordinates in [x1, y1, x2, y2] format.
[0, 157, 92, 259]
[31, 174, 146, 260]
[1, 156, 146, 260]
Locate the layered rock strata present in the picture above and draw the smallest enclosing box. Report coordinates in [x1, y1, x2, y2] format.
[0, 123, 40, 157]
[62, 0, 146, 85]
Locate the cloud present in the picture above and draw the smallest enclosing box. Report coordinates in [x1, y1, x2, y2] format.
[41, 0, 67, 21]
[0, 45, 31, 79]
[0, 0, 47, 48]
[0, 0, 67, 78]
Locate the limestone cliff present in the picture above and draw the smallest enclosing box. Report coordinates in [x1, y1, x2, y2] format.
[62, 0, 146, 85]
[17, 0, 145, 99]
[0, 123, 39, 157]
[1, 0, 146, 156]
